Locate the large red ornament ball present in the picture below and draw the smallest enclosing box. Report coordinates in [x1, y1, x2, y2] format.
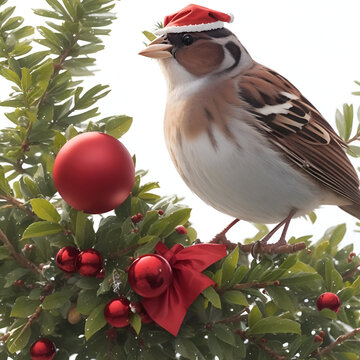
[128, 254, 173, 298]
[30, 338, 56, 360]
[316, 292, 341, 313]
[53, 132, 135, 214]
[56, 246, 80, 273]
[104, 297, 131, 327]
[76, 249, 103, 277]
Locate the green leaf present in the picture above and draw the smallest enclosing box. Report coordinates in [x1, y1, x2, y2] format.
[33, 9, 64, 20]
[329, 223, 346, 247]
[0, 165, 11, 195]
[325, 258, 343, 292]
[175, 338, 206, 360]
[343, 104, 354, 141]
[319, 308, 337, 320]
[213, 324, 236, 346]
[104, 115, 132, 138]
[85, 303, 107, 340]
[7, 325, 31, 354]
[202, 286, 221, 309]
[4, 268, 29, 288]
[10, 297, 40, 318]
[229, 265, 248, 286]
[142, 30, 156, 42]
[0, 67, 21, 87]
[266, 287, 295, 311]
[22, 221, 63, 239]
[42, 289, 74, 310]
[77, 289, 102, 315]
[336, 109, 346, 140]
[30, 198, 61, 223]
[248, 317, 301, 335]
[2, 16, 23, 31]
[130, 313, 142, 335]
[222, 290, 249, 306]
[20, 67, 31, 91]
[248, 305, 262, 328]
[222, 246, 239, 287]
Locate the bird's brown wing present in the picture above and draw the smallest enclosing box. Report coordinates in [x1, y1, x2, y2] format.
[237, 63, 360, 204]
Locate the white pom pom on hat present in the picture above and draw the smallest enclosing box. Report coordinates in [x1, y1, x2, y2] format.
[155, 4, 234, 35]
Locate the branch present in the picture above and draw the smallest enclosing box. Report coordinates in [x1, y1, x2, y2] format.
[210, 308, 249, 325]
[346, 133, 360, 145]
[235, 329, 286, 360]
[342, 263, 360, 280]
[210, 235, 306, 254]
[14, 305, 42, 343]
[109, 244, 139, 259]
[230, 280, 280, 291]
[315, 327, 360, 357]
[0, 226, 41, 275]
[0, 195, 35, 218]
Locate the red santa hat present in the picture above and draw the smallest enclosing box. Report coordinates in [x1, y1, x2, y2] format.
[155, 4, 234, 35]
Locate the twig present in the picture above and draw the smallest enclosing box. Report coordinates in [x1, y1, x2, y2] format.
[230, 280, 280, 291]
[14, 306, 42, 343]
[346, 133, 360, 145]
[315, 327, 360, 357]
[0, 195, 35, 218]
[0, 333, 10, 342]
[342, 263, 360, 280]
[0, 227, 41, 275]
[110, 244, 140, 258]
[235, 329, 286, 360]
[210, 308, 249, 325]
[210, 235, 306, 254]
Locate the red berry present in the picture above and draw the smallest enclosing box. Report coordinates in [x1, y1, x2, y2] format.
[262, 289, 266, 294]
[307, 249, 312, 254]
[314, 335, 323, 343]
[158, 210, 164, 215]
[131, 213, 143, 223]
[128, 254, 173, 298]
[104, 297, 131, 328]
[30, 338, 56, 360]
[13, 279, 24, 287]
[316, 292, 341, 313]
[348, 252, 356, 263]
[76, 249, 103, 277]
[175, 225, 187, 235]
[319, 331, 325, 338]
[28, 284, 35, 289]
[53, 132, 135, 214]
[261, 338, 267, 343]
[56, 246, 80, 273]
[274, 280, 280, 286]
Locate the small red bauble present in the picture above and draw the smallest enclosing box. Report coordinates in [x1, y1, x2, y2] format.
[56, 246, 80, 273]
[175, 225, 187, 235]
[104, 297, 131, 328]
[96, 268, 106, 279]
[128, 254, 173, 298]
[30, 338, 56, 360]
[53, 132, 135, 214]
[316, 292, 341, 313]
[319, 330, 325, 338]
[76, 249, 103, 277]
[158, 209, 164, 215]
[131, 213, 143, 224]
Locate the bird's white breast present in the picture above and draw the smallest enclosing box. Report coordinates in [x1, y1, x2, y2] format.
[167, 117, 325, 224]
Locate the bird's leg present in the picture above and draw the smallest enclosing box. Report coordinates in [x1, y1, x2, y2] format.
[250, 210, 296, 257]
[260, 209, 296, 246]
[211, 218, 240, 245]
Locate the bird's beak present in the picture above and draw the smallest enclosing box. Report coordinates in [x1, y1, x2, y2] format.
[139, 36, 173, 59]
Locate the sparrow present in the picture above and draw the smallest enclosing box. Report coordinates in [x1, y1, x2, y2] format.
[139, 4, 360, 245]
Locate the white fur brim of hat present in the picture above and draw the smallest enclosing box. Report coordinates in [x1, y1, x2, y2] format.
[155, 15, 233, 36]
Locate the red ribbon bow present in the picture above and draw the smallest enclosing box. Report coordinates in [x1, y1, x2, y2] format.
[141, 242, 227, 336]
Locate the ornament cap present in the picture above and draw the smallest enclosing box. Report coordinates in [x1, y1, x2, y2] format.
[155, 4, 234, 35]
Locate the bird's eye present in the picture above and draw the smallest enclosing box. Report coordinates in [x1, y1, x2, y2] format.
[181, 34, 194, 46]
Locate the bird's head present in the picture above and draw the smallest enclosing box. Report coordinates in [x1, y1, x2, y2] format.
[139, 5, 253, 90]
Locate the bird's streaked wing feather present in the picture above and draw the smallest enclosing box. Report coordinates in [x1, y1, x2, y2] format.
[238, 63, 360, 204]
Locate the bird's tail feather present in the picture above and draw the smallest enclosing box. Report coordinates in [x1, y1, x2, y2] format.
[340, 204, 360, 220]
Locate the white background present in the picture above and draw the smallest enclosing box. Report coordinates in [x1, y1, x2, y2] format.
[1, 0, 360, 250]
